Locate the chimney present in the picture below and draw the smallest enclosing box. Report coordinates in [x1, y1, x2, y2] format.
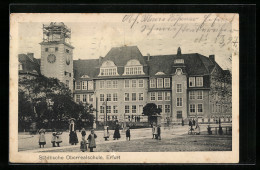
[147, 53, 150, 61]
[99, 56, 103, 64]
[209, 55, 215, 62]
[27, 53, 34, 61]
[177, 47, 182, 56]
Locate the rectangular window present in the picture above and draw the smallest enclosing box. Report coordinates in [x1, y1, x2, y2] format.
[158, 105, 163, 113]
[176, 84, 182, 93]
[212, 103, 215, 113]
[76, 94, 80, 102]
[150, 78, 156, 88]
[190, 104, 195, 113]
[132, 79, 137, 88]
[125, 93, 130, 101]
[125, 105, 130, 113]
[113, 93, 118, 101]
[138, 79, 144, 88]
[82, 81, 87, 90]
[107, 94, 111, 101]
[189, 91, 195, 100]
[150, 92, 156, 101]
[100, 106, 104, 114]
[45, 48, 48, 52]
[106, 80, 112, 89]
[83, 94, 87, 102]
[100, 81, 105, 89]
[132, 93, 136, 101]
[76, 82, 81, 90]
[177, 98, 183, 107]
[197, 104, 203, 113]
[189, 77, 195, 87]
[139, 93, 144, 101]
[112, 80, 118, 89]
[88, 81, 93, 90]
[89, 94, 93, 102]
[139, 105, 143, 114]
[157, 92, 163, 101]
[157, 78, 163, 88]
[177, 111, 182, 119]
[196, 77, 203, 87]
[113, 106, 118, 113]
[165, 92, 171, 101]
[49, 47, 55, 52]
[100, 94, 104, 102]
[125, 80, 130, 88]
[197, 90, 203, 100]
[132, 105, 137, 113]
[107, 106, 111, 114]
[66, 49, 70, 53]
[55, 47, 59, 52]
[66, 80, 69, 87]
[165, 105, 170, 113]
[164, 78, 170, 88]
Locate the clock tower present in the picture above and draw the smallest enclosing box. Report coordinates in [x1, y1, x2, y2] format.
[40, 22, 74, 91]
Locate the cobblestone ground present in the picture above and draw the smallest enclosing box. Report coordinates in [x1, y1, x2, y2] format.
[41, 134, 231, 152]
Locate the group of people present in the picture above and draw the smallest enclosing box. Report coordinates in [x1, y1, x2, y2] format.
[152, 124, 161, 140]
[103, 122, 131, 141]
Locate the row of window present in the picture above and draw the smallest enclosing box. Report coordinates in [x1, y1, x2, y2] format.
[212, 103, 230, 113]
[189, 104, 203, 113]
[75, 94, 94, 103]
[189, 91, 203, 100]
[189, 77, 203, 87]
[45, 47, 70, 53]
[99, 105, 144, 114]
[124, 79, 144, 88]
[75, 81, 94, 90]
[100, 93, 118, 102]
[150, 78, 170, 88]
[150, 92, 171, 101]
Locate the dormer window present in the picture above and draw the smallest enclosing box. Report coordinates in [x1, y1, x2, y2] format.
[175, 68, 183, 75]
[99, 60, 119, 76]
[123, 59, 145, 75]
[174, 59, 184, 64]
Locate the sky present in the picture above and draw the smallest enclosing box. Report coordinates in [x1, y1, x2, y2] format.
[18, 13, 234, 70]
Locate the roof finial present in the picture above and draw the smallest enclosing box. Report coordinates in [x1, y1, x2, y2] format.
[177, 47, 182, 56]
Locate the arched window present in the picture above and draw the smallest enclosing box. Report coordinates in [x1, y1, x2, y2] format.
[99, 60, 118, 76]
[123, 59, 144, 75]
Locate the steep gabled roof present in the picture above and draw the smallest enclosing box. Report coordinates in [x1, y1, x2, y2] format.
[102, 46, 147, 66]
[18, 54, 40, 75]
[73, 59, 99, 79]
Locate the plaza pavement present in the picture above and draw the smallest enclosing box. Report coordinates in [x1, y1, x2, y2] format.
[19, 124, 231, 152]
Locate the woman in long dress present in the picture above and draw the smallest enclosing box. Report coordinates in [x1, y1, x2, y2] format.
[69, 119, 78, 145]
[113, 122, 121, 140]
[87, 129, 97, 152]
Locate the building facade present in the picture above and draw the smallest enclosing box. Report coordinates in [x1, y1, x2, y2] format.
[18, 22, 232, 124]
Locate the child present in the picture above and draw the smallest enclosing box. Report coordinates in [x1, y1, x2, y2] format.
[51, 129, 57, 147]
[81, 128, 86, 140]
[38, 129, 46, 148]
[55, 131, 63, 147]
[80, 138, 88, 152]
[126, 126, 130, 141]
[104, 126, 109, 141]
[87, 129, 97, 152]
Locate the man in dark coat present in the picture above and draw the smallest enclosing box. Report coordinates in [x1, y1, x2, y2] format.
[157, 125, 161, 140]
[192, 119, 196, 126]
[113, 122, 121, 140]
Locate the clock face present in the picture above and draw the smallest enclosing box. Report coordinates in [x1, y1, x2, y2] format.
[47, 54, 56, 63]
[66, 55, 70, 65]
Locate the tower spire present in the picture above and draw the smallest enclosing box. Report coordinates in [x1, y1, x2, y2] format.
[177, 47, 182, 56]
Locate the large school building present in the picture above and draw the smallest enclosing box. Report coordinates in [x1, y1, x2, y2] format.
[19, 22, 232, 124]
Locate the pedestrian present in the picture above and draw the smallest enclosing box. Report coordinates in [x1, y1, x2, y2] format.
[87, 129, 97, 152]
[80, 137, 88, 152]
[38, 128, 46, 148]
[69, 119, 78, 145]
[81, 128, 86, 140]
[104, 126, 109, 141]
[152, 124, 156, 139]
[192, 119, 196, 126]
[157, 125, 161, 140]
[126, 126, 131, 141]
[51, 129, 57, 147]
[154, 124, 158, 139]
[113, 122, 121, 140]
[55, 131, 63, 147]
[181, 118, 184, 126]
